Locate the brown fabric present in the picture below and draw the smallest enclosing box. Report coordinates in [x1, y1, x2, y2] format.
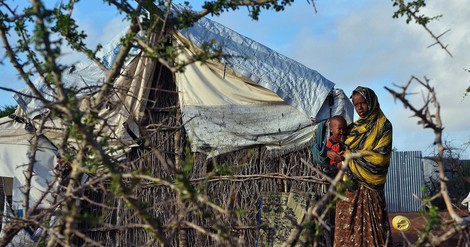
[334, 184, 393, 247]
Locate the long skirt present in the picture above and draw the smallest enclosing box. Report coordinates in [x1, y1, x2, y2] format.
[334, 184, 393, 247]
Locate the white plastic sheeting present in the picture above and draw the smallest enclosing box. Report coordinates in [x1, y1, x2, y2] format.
[13, 27, 140, 119]
[176, 43, 353, 156]
[0, 117, 57, 210]
[180, 15, 335, 119]
[174, 14, 353, 156]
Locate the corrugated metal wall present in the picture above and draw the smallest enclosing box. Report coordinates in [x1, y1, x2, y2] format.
[385, 151, 424, 212]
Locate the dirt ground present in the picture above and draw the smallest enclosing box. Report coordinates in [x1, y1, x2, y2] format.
[389, 210, 469, 247]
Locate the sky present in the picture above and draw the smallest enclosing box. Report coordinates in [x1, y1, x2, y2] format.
[0, 0, 469, 159]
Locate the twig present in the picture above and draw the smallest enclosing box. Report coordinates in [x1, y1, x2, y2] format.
[385, 76, 466, 245]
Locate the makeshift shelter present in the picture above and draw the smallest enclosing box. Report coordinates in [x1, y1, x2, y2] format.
[0, 7, 353, 246]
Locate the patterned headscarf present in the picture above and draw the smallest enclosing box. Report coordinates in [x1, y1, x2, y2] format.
[344, 86, 393, 190]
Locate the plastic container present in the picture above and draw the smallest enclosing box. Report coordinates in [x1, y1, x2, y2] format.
[392, 215, 411, 231]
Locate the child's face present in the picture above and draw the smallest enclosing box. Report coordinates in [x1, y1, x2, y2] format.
[330, 119, 347, 141]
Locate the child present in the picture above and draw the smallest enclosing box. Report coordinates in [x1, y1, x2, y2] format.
[326, 115, 347, 170]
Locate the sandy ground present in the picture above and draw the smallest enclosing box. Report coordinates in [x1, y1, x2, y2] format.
[389, 210, 469, 247]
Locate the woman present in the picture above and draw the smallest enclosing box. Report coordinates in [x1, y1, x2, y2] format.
[327, 86, 393, 246]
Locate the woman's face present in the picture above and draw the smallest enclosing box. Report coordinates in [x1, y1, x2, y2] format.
[352, 93, 369, 118]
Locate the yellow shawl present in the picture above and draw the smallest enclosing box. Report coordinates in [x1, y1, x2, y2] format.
[344, 87, 393, 190]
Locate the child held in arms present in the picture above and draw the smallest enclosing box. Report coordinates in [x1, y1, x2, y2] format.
[326, 115, 347, 170]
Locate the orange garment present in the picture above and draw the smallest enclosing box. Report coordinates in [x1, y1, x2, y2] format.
[326, 135, 344, 167]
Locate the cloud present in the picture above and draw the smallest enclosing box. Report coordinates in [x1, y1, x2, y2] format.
[59, 6, 129, 65]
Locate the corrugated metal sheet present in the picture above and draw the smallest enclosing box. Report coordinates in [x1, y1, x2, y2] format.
[385, 151, 424, 212]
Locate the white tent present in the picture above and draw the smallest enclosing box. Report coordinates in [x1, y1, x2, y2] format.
[0, 10, 353, 214]
[0, 117, 57, 211]
[175, 16, 353, 156]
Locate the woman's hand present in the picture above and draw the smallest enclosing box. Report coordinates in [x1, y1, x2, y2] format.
[327, 150, 343, 163]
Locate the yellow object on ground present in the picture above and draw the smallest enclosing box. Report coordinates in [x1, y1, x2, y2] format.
[392, 215, 411, 231]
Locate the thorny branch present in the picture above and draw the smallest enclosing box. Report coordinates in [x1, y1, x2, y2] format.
[392, 0, 453, 57]
[385, 77, 469, 245]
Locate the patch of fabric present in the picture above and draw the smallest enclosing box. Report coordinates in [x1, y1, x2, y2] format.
[258, 191, 314, 246]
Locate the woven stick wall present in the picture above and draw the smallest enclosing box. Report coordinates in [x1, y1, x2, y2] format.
[188, 149, 328, 246]
[80, 62, 329, 246]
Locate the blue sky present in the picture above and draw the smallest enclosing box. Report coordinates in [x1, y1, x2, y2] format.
[1, 0, 469, 159]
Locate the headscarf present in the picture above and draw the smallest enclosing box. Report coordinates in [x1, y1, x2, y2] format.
[344, 86, 393, 190]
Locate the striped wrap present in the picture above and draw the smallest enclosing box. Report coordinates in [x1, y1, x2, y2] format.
[344, 86, 393, 190]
